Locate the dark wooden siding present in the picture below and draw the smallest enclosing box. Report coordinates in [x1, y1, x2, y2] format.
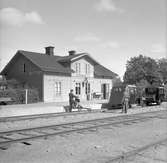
[4, 55, 43, 100]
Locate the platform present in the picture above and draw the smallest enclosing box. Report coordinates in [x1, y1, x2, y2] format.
[0, 100, 108, 118]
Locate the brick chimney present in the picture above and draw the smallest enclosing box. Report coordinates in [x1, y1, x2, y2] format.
[45, 46, 54, 56]
[68, 50, 76, 56]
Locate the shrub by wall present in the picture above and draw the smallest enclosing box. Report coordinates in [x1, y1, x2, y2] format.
[0, 88, 39, 104]
[27, 89, 39, 104]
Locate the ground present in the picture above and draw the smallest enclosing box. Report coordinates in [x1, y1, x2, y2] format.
[0, 104, 167, 163]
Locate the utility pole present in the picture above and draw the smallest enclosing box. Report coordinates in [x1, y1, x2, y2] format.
[0, 58, 1, 73]
[25, 89, 28, 104]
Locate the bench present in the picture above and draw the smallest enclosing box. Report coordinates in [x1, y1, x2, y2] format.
[93, 92, 102, 99]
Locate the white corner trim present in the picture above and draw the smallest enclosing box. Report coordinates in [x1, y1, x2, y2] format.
[71, 54, 86, 61]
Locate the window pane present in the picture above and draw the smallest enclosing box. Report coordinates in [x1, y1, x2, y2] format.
[75, 82, 81, 95]
[55, 82, 61, 95]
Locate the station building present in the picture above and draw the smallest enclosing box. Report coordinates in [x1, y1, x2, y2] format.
[1, 47, 117, 102]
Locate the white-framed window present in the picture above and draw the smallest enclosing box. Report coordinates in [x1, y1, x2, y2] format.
[54, 82, 61, 95]
[75, 82, 81, 95]
[85, 63, 90, 74]
[85, 83, 90, 94]
[75, 63, 81, 74]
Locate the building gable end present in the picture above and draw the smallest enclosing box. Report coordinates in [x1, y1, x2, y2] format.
[71, 55, 98, 66]
[1, 51, 42, 75]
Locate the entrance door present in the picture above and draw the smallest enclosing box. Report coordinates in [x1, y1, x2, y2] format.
[101, 84, 109, 99]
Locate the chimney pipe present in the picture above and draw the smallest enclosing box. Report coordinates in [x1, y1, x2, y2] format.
[45, 46, 54, 56]
[68, 50, 76, 56]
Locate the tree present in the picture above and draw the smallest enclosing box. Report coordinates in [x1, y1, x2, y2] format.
[158, 58, 167, 84]
[123, 55, 162, 85]
[112, 77, 122, 87]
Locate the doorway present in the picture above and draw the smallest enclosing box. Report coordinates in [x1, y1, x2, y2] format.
[85, 82, 90, 100]
[101, 83, 109, 99]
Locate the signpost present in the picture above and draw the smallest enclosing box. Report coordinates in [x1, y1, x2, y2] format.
[25, 89, 28, 104]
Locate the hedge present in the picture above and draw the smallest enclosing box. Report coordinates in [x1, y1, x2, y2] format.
[0, 88, 39, 104]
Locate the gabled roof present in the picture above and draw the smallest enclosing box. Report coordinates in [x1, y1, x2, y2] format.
[94, 64, 118, 79]
[1, 50, 118, 79]
[19, 50, 72, 74]
[58, 53, 99, 65]
[57, 53, 85, 62]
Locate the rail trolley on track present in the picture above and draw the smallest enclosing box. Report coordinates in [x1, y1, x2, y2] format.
[107, 84, 165, 109]
[107, 84, 137, 109]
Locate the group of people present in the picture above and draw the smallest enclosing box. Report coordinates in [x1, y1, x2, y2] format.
[69, 88, 130, 113]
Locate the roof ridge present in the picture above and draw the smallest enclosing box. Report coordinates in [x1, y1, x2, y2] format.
[18, 50, 65, 58]
[18, 50, 89, 59]
[18, 50, 45, 55]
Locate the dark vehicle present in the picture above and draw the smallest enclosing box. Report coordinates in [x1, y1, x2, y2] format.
[0, 97, 13, 105]
[107, 84, 137, 109]
[0, 78, 12, 105]
[140, 86, 165, 106]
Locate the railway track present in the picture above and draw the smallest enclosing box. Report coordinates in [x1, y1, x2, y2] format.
[0, 110, 166, 149]
[107, 138, 167, 163]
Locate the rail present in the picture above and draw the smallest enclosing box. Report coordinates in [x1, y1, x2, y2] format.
[108, 138, 167, 162]
[0, 110, 166, 148]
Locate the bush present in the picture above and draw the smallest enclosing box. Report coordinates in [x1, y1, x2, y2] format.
[27, 89, 39, 104]
[0, 88, 39, 104]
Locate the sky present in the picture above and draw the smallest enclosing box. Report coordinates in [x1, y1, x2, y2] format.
[0, 0, 166, 79]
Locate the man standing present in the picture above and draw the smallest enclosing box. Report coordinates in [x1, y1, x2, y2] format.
[122, 87, 130, 113]
[69, 89, 76, 112]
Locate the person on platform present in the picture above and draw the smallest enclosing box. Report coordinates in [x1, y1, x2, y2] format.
[122, 87, 130, 113]
[69, 89, 76, 112]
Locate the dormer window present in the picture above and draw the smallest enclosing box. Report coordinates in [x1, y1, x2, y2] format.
[75, 63, 81, 74]
[85, 63, 90, 74]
